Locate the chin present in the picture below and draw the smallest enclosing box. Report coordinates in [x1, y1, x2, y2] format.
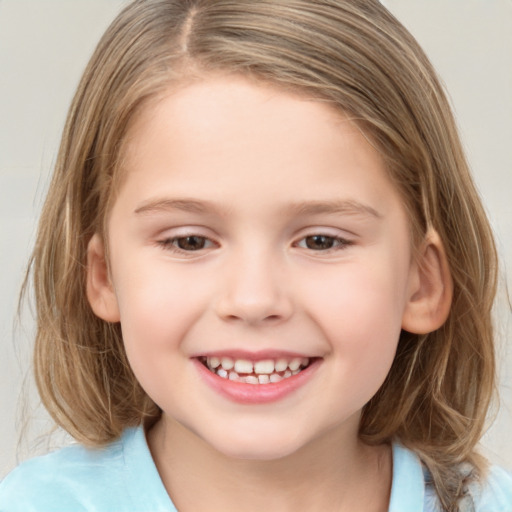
[202, 426, 308, 462]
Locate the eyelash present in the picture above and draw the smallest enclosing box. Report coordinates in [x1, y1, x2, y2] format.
[294, 234, 353, 252]
[156, 233, 353, 255]
[156, 235, 216, 253]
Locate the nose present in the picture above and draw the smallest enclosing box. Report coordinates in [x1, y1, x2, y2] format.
[214, 248, 293, 326]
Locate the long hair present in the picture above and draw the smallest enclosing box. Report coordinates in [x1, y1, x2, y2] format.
[28, 1, 497, 509]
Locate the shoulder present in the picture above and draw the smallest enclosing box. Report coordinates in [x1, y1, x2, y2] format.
[0, 434, 126, 512]
[390, 443, 512, 512]
[0, 427, 172, 512]
[469, 464, 512, 511]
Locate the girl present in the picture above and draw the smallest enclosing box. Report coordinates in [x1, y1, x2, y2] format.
[1, 0, 510, 510]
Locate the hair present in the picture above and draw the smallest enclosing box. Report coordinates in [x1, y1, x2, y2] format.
[26, 1, 497, 510]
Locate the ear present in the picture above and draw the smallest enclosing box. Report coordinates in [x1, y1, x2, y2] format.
[86, 233, 120, 323]
[401, 229, 453, 334]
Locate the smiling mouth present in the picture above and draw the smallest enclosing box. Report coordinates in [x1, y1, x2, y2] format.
[198, 356, 313, 384]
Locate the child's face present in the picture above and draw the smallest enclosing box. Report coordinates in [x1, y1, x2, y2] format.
[94, 76, 419, 460]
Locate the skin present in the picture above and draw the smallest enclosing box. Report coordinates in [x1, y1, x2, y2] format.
[87, 76, 452, 511]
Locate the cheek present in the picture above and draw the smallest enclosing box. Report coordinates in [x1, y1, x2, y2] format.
[111, 267, 205, 406]
[304, 259, 409, 384]
[110, 257, 207, 363]
[309, 260, 408, 332]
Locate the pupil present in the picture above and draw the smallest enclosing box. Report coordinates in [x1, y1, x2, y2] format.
[306, 235, 334, 250]
[178, 236, 205, 250]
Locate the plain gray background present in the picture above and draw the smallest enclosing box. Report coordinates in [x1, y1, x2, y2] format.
[1, 0, 511, 477]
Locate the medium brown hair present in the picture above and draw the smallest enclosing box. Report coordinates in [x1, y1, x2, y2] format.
[28, 1, 497, 509]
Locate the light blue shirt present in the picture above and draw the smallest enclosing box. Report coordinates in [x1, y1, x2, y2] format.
[1, 426, 511, 511]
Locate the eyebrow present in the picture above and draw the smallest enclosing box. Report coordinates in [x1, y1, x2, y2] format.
[286, 200, 382, 219]
[134, 197, 381, 219]
[134, 198, 222, 215]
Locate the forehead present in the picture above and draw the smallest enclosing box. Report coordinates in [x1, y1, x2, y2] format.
[115, 75, 402, 220]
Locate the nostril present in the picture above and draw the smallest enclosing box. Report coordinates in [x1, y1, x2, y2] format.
[222, 313, 283, 323]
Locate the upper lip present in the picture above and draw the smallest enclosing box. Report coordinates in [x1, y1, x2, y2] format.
[192, 349, 320, 361]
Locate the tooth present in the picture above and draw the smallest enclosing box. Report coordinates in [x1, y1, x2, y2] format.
[221, 357, 234, 370]
[234, 359, 253, 374]
[217, 368, 228, 379]
[269, 373, 283, 383]
[254, 360, 275, 374]
[244, 375, 259, 385]
[258, 374, 270, 384]
[208, 356, 221, 369]
[229, 371, 240, 381]
[275, 359, 288, 372]
[292, 369, 300, 375]
[301, 357, 309, 367]
[288, 358, 301, 371]
[283, 370, 291, 378]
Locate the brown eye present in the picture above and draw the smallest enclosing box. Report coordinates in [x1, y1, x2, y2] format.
[295, 234, 352, 253]
[176, 236, 208, 251]
[304, 235, 337, 250]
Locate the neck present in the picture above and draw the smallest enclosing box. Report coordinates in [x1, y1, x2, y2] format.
[147, 415, 392, 512]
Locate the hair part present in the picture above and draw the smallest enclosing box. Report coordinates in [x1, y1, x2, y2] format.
[27, 1, 497, 510]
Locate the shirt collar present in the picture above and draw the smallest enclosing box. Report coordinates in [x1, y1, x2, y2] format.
[388, 443, 426, 512]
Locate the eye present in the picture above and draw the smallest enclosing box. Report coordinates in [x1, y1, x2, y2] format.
[296, 234, 352, 251]
[158, 235, 215, 252]
[174, 235, 209, 251]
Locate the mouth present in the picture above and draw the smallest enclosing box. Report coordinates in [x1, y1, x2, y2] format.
[198, 355, 314, 385]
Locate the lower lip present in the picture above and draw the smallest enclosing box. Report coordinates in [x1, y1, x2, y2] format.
[193, 358, 321, 404]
